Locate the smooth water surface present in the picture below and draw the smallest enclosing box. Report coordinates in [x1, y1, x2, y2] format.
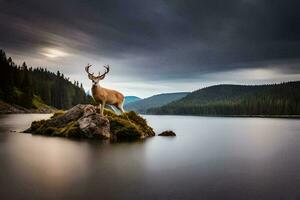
[0, 114, 299, 199]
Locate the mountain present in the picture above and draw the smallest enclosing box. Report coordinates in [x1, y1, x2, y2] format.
[124, 96, 141, 105]
[125, 92, 190, 113]
[148, 82, 300, 116]
[0, 49, 93, 111]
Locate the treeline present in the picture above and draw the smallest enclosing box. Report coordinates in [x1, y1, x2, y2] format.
[148, 82, 300, 116]
[0, 49, 93, 109]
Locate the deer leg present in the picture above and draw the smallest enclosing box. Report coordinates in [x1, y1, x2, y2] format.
[119, 105, 125, 113]
[97, 103, 101, 113]
[117, 102, 132, 122]
[117, 102, 125, 114]
[101, 102, 105, 116]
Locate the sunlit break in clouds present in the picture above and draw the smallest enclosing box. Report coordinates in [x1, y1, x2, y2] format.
[1, 0, 300, 97]
[40, 48, 69, 59]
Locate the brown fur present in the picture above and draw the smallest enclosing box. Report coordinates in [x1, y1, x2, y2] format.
[92, 85, 124, 106]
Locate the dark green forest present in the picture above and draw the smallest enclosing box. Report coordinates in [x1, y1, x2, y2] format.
[0, 49, 92, 109]
[148, 82, 300, 116]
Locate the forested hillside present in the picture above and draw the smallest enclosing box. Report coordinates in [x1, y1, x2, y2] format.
[124, 96, 141, 105]
[148, 82, 300, 116]
[0, 49, 92, 110]
[125, 92, 189, 113]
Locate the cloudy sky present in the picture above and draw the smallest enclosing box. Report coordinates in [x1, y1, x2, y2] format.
[1, 0, 300, 97]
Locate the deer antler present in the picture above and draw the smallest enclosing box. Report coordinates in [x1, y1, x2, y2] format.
[85, 63, 95, 80]
[85, 64, 110, 80]
[97, 64, 110, 80]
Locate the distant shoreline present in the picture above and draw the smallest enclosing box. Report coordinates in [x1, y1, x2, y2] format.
[1, 105, 299, 119]
[0, 101, 55, 114]
[143, 114, 300, 119]
[2, 113, 299, 119]
[0, 111, 55, 115]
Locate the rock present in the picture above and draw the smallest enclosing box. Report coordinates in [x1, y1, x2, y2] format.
[158, 130, 176, 136]
[25, 104, 155, 140]
[78, 108, 110, 139]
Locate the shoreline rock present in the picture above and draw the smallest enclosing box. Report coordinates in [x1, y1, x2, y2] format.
[0, 101, 55, 114]
[24, 104, 155, 140]
[158, 130, 176, 136]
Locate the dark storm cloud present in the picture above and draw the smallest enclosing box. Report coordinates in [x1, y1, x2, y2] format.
[0, 0, 300, 79]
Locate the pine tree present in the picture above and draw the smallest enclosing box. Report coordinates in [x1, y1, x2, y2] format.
[20, 66, 33, 108]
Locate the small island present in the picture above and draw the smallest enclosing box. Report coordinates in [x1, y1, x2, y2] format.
[159, 130, 176, 136]
[25, 104, 155, 140]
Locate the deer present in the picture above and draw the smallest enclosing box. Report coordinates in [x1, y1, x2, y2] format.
[85, 64, 125, 116]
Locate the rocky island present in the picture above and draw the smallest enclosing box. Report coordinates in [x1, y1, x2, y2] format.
[159, 130, 176, 136]
[25, 104, 155, 140]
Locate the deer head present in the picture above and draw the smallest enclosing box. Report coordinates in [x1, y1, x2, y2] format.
[85, 64, 110, 85]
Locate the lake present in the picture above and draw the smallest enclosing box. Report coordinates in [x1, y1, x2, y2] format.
[0, 114, 299, 200]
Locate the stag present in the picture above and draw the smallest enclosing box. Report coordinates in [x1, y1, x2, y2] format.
[85, 64, 125, 116]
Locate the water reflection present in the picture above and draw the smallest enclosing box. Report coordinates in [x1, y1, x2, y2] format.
[0, 114, 299, 199]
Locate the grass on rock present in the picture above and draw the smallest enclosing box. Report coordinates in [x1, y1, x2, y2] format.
[26, 107, 155, 139]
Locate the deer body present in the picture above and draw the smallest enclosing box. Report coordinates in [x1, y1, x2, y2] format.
[85, 64, 125, 116]
[92, 84, 124, 107]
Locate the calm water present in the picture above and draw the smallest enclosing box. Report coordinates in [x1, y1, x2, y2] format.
[0, 114, 300, 200]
